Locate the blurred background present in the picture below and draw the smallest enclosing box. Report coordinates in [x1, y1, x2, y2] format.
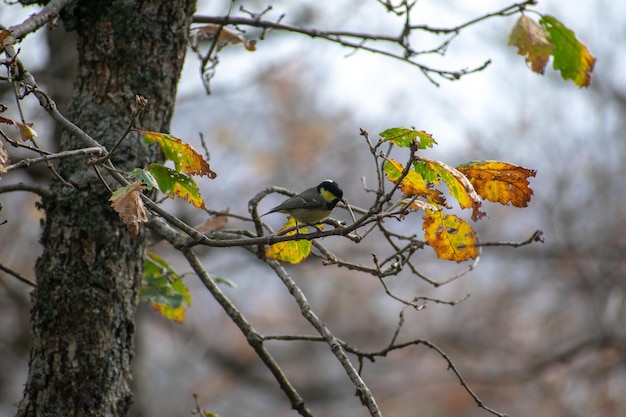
[1, 1, 624, 416]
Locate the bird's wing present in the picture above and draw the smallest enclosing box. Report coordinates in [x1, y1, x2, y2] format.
[266, 194, 323, 213]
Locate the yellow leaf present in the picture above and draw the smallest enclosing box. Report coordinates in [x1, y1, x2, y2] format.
[420, 158, 485, 221]
[383, 159, 447, 206]
[457, 161, 536, 208]
[265, 218, 312, 264]
[508, 15, 554, 74]
[0, 116, 38, 141]
[109, 181, 148, 236]
[152, 302, 187, 323]
[422, 210, 478, 262]
[137, 130, 217, 178]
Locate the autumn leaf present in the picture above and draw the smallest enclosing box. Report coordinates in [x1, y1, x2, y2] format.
[0, 139, 9, 174]
[419, 158, 485, 221]
[129, 168, 158, 190]
[265, 218, 312, 264]
[140, 253, 191, 323]
[109, 181, 148, 236]
[380, 127, 437, 149]
[457, 160, 536, 208]
[137, 130, 217, 178]
[383, 159, 447, 206]
[423, 210, 478, 262]
[0, 116, 38, 141]
[194, 214, 228, 233]
[539, 15, 596, 88]
[396, 197, 440, 216]
[508, 15, 554, 74]
[0, 30, 16, 48]
[149, 163, 205, 208]
[192, 24, 257, 51]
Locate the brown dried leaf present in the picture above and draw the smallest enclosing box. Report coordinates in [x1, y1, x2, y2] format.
[109, 181, 148, 236]
[193, 24, 257, 51]
[508, 15, 554, 74]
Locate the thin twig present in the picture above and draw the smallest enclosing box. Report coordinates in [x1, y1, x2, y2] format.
[0, 261, 36, 287]
[6, 147, 104, 172]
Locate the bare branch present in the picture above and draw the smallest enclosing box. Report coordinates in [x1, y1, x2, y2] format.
[6, 147, 104, 172]
[7, 0, 72, 40]
[266, 259, 383, 417]
[479, 229, 544, 247]
[0, 181, 51, 198]
[0, 260, 36, 287]
[181, 248, 315, 417]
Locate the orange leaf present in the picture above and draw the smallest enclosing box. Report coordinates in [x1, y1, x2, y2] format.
[109, 181, 148, 236]
[423, 210, 478, 262]
[508, 15, 554, 74]
[457, 161, 536, 208]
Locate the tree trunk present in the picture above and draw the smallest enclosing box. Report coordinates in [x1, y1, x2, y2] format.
[17, 1, 196, 416]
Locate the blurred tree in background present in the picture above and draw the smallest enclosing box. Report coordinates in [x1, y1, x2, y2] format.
[1, 1, 623, 417]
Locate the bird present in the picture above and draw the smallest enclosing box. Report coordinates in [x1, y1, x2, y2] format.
[261, 180, 345, 225]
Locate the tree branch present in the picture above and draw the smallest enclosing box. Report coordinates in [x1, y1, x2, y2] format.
[8, 0, 73, 40]
[181, 248, 315, 417]
[266, 259, 383, 417]
[0, 261, 36, 287]
[6, 147, 104, 172]
[0, 181, 52, 198]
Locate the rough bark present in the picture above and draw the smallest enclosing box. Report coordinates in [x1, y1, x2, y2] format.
[17, 1, 196, 416]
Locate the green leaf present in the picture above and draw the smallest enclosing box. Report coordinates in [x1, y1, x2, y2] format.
[129, 168, 158, 190]
[149, 163, 205, 208]
[539, 15, 595, 87]
[379, 127, 437, 149]
[141, 253, 191, 323]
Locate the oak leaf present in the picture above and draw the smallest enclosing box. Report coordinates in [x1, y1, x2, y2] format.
[109, 181, 148, 236]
